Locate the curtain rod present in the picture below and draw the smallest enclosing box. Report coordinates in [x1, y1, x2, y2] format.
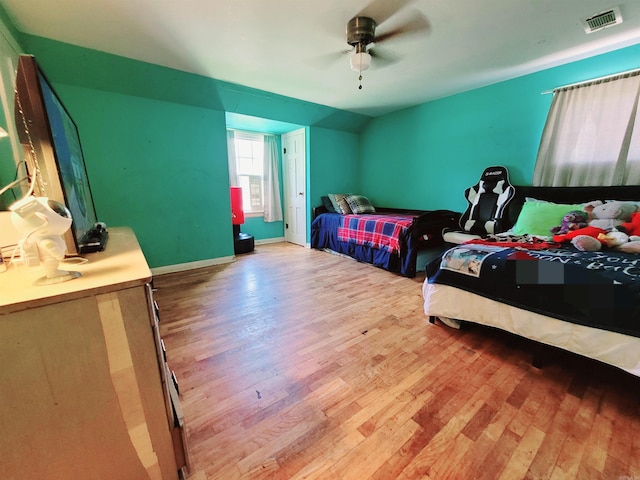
[541, 66, 640, 95]
[227, 127, 277, 137]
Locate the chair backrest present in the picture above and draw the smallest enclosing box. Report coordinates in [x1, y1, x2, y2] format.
[459, 165, 515, 235]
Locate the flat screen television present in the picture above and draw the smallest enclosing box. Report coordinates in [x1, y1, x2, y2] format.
[14, 54, 106, 255]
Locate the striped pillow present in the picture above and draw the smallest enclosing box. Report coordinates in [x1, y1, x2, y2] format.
[328, 193, 352, 214]
[345, 194, 376, 214]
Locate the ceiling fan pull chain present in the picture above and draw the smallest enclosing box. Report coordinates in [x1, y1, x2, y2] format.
[358, 74, 363, 90]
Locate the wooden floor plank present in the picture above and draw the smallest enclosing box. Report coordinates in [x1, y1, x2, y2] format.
[499, 424, 545, 479]
[152, 242, 640, 479]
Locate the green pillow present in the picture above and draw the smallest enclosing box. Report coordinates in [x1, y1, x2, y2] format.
[512, 201, 585, 236]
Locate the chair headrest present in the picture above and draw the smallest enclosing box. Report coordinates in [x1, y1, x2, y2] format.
[459, 165, 515, 235]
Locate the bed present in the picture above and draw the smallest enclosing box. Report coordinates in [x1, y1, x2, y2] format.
[311, 199, 460, 278]
[422, 185, 640, 376]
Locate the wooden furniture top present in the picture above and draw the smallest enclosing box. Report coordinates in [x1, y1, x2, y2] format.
[0, 227, 151, 314]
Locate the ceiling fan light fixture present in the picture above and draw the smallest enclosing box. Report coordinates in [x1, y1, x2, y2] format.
[350, 51, 371, 72]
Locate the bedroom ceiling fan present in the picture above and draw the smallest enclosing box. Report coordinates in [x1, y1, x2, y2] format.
[341, 0, 430, 89]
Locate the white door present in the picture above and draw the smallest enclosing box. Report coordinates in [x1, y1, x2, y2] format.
[282, 128, 307, 246]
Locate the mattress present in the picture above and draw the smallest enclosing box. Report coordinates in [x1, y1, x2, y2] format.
[422, 281, 640, 377]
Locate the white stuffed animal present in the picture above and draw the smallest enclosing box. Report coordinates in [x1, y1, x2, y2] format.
[585, 201, 638, 230]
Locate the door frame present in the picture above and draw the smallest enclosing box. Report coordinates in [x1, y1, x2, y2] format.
[282, 128, 307, 246]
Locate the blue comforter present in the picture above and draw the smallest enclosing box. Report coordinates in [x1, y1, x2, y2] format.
[311, 212, 414, 276]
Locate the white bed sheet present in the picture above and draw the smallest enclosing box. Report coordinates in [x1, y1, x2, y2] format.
[422, 281, 640, 377]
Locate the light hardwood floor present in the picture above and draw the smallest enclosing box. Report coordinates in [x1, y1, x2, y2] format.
[153, 242, 640, 480]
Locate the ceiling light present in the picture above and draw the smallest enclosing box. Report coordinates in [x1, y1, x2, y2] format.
[350, 51, 371, 72]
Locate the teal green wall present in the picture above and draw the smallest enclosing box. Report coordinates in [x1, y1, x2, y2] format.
[0, 103, 15, 209]
[308, 126, 360, 239]
[360, 42, 640, 214]
[309, 126, 360, 207]
[10, 35, 369, 266]
[56, 84, 232, 267]
[244, 215, 284, 240]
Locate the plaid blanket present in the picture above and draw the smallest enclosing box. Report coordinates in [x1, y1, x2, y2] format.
[337, 214, 415, 254]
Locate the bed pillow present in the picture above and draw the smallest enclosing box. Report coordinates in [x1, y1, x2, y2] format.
[327, 193, 352, 214]
[321, 195, 336, 213]
[345, 194, 376, 214]
[512, 201, 585, 236]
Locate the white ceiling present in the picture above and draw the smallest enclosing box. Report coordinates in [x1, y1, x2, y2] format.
[2, 0, 640, 117]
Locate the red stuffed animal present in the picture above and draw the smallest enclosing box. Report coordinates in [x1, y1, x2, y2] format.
[617, 211, 640, 237]
[552, 225, 607, 244]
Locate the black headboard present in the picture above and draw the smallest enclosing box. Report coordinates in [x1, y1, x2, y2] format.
[505, 185, 640, 230]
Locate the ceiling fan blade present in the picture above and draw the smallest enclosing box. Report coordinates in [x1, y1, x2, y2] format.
[357, 0, 417, 26]
[373, 11, 430, 44]
[368, 47, 400, 68]
[306, 49, 352, 68]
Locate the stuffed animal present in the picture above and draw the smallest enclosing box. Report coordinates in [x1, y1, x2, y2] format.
[571, 230, 640, 252]
[549, 210, 588, 235]
[553, 202, 640, 251]
[571, 230, 627, 251]
[552, 225, 606, 244]
[585, 201, 638, 230]
[616, 211, 640, 237]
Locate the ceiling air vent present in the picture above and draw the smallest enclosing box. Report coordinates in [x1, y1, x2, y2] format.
[582, 6, 623, 34]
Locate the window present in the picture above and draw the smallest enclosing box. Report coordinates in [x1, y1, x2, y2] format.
[231, 131, 264, 214]
[533, 71, 640, 186]
[227, 129, 283, 222]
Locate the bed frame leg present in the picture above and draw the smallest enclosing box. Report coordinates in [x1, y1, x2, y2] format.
[531, 342, 556, 369]
[531, 353, 544, 369]
[429, 316, 464, 330]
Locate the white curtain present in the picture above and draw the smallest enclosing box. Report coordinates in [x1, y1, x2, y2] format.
[533, 72, 640, 186]
[263, 135, 283, 222]
[227, 129, 238, 187]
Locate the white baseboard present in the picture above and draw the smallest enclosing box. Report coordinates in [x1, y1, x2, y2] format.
[255, 237, 285, 245]
[151, 255, 235, 276]
[151, 238, 301, 275]
[255, 238, 310, 249]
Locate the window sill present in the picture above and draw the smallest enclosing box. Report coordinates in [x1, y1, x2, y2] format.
[245, 211, 264, 218]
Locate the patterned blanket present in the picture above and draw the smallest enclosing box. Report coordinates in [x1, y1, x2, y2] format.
[337, 214, 414, 254]
[428, 244, 640, 338]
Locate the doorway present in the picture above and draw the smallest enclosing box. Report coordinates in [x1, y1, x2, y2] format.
[282, 128, 307, 247]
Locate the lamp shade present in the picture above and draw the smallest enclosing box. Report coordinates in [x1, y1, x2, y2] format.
[230, 186, 245, 225]
[350, 51, 371, 72]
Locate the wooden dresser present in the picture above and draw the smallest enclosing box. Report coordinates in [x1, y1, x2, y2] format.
[0, 227, 189, 480]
